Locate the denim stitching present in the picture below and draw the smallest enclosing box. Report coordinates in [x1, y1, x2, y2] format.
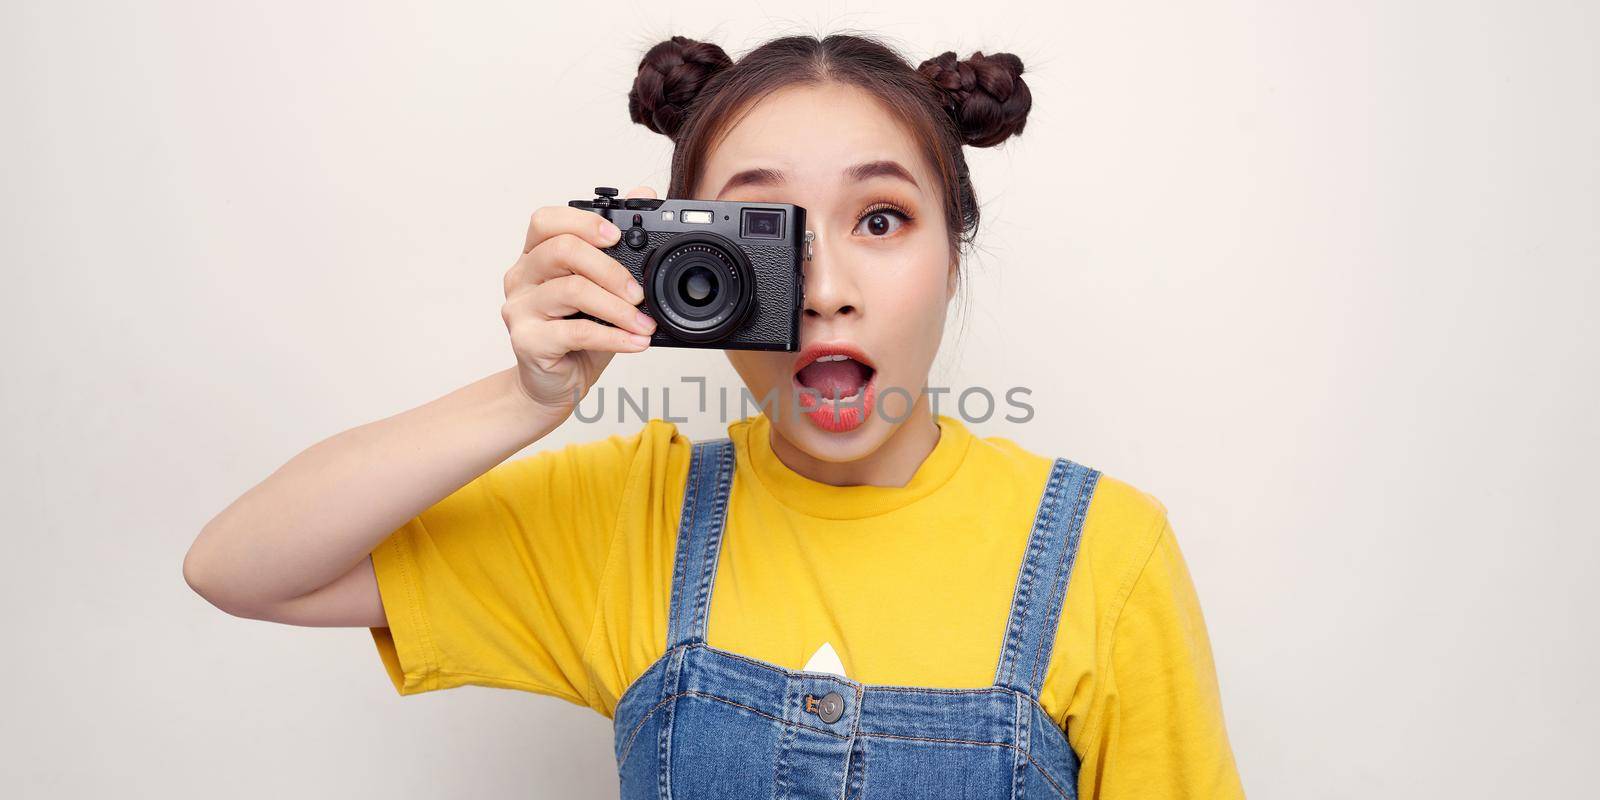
[773, 682, 800, 800]
[1013, 690, 1029, 800]
[1023, 460, 1071, 692]
[850, 732, 1072, 800]
[686, 442, 717, 644]
[996, 479, 1046, 687]
[1023, 462, 1071, 695]
[772, 682, 788, 799]
[1025, 463, 1085, 695]
[616, 680, 667, 767]
[840, 684, 865, 798]
[996, 459, 1067, 689]
[616, 683, 1077, 796]
[1026, 755, 1072, 800]
[852, 684, 865, 734]
[624, 687, 792, 769]
[1026, 692, 1074, 752]
[780, 710, 802, 799]
[687, 439, 733, 644]
[654, 442, 710, 800]
[656, 645, 684, 800]
[615, 650, 669, 765]
[844, 734, 868, 800]
[628, 689, 1067, 750]
[1026, 467, 1099, 697]
[666, 442, 704, 648]
[613, 648, 664, 725]
[621, 438, 1083, 798]
[857, 736, 870, 800]
[618, 643, 1080, 765]
[830, 732, 852, 800]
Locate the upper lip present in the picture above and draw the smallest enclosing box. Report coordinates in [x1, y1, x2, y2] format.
[792, 340, 877, 377]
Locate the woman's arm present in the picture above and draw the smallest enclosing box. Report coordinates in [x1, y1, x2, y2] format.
[183, 189, 658, 628]
[182, 367, 563, 624]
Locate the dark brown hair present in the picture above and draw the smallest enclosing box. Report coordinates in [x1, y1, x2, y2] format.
[627, 32, 1032, 315]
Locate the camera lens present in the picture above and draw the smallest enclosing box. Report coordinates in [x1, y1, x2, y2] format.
[741, 209, 784, 239]
[679, 266, 716, 305]
[644, 232, 757, 344]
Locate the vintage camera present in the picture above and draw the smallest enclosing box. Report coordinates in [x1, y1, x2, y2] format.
[566, 187, 810, 352]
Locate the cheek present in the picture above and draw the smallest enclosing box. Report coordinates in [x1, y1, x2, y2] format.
[859, 253, 950, 385]
[867, 246, 952, 327]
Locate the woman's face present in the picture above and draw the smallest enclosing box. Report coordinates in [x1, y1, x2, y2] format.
[695, 81, 956, 463]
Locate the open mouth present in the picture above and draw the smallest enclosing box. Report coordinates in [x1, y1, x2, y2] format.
[793, 353, 877, 402]
[790, 342, 878, 432]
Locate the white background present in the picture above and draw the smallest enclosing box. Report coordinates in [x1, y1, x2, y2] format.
[4, 1, 1596, 797]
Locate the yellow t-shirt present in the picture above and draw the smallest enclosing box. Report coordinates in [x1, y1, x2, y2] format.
[368, 413, 1244, 798]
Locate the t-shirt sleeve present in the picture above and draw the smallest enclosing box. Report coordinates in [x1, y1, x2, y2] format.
[1078, 514, 1246, 799]
[366, 423, 651, 710]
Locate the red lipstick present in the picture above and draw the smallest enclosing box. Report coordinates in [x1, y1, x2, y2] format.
[791, 341, 878, 433]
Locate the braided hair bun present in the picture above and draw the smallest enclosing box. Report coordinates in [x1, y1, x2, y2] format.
[628, 35, 734, 139]
[916, 50, 1032, 148]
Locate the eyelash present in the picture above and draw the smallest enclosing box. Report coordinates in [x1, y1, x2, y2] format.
[856, 200, 915, 236]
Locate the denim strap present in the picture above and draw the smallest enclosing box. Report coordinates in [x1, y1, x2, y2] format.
[665, 438, 737, 649]
[993, 457, 1102, 699]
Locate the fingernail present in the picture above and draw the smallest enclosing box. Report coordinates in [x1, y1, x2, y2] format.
[629, 281, 645, 303]
[635, 310, 656, 331]
[600, 221, 621, 243]
[629, 333, 651, 348]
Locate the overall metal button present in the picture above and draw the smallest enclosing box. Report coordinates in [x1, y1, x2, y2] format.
[808, 691, 845, 724]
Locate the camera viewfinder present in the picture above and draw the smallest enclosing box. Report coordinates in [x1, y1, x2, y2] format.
[741, 209, 784, 239]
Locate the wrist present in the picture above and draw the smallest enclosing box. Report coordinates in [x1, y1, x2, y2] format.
[491, 367, 569, 445]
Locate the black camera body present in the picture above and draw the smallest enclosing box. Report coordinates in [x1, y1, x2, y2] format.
[567, 187, 809, 352]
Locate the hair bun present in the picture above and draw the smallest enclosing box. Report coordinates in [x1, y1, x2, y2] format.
[628, 35, 734, 140]
[917, 50, 1032, 148]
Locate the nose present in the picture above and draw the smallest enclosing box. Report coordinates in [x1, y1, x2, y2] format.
[801, 234, 859, 322]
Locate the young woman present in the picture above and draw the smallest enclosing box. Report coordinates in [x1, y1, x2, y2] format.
[186, 33, 1243, 799]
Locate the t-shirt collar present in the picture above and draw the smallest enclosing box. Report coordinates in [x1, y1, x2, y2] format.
[735, 412, 973, 519]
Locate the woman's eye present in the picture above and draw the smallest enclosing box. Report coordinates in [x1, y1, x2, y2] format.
[854, 207, 909, 237]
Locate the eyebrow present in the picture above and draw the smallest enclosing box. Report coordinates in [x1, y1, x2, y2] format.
[715, 160, 921, 199]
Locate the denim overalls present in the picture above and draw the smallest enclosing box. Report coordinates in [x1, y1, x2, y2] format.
[612, 436, 1102, 799]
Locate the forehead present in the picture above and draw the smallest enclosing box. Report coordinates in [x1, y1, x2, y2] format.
[696, 82, 937, 198]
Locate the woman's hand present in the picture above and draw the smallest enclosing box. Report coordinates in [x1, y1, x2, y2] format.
[502, 185, 658, 416]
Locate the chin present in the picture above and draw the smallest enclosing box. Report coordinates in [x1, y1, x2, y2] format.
[775, 373, 914, 461]
[731, 356, 906, 461]
[773, 410, 893, 464]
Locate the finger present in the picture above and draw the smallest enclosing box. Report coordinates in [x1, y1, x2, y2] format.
[556, 318, 652, 354]
[505, 232, 645, 304]
[514, 273, 655, 336]
[510, 318, 650, 363]
[622, 185, 658, 200]
[523, 204, 622, 255]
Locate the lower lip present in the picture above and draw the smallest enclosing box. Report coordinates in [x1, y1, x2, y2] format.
[793, 368, 877, 433]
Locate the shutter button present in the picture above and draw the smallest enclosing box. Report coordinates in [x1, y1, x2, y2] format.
[806, 691, 845, 724]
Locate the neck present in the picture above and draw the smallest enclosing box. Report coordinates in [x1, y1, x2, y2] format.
[766, 397, 941, 488]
